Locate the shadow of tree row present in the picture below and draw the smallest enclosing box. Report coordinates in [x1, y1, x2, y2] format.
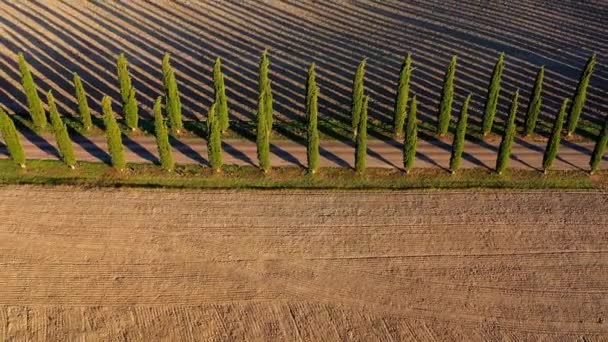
[0, 0, 606, 145]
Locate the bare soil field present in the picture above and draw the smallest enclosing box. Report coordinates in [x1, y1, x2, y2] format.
[0, 186, 607, 340]
[0, 1, 606, 129]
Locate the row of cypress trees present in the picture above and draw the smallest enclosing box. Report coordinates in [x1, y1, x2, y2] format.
[3, 51, 605, 175]
[391, 53, 598, 139]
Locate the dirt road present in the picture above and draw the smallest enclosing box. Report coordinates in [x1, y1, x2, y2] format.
[0, 187, 606, 340]
[2, 133, 606, 171]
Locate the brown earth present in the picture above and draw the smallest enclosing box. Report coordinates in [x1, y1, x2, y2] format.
[0, 186, 607, 340]
[0, 1, 607, 129]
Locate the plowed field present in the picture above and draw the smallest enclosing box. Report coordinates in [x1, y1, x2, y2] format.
[1, 187, 607, 340]
[1, 1, 606, 129]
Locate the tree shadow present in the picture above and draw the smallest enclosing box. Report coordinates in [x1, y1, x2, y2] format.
[169, 135, 207, 165]
[121, 134, 159, 164]
[222, 141, 255, 166]
[12, 118, 61, 159]
[67, 130, 112, 165]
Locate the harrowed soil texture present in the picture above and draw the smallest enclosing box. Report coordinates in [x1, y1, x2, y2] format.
[0, 186, 607, 340]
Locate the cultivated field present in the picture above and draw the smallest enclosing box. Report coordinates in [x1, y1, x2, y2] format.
[1, 186, 607, 340]
[0, 1, 606, 129]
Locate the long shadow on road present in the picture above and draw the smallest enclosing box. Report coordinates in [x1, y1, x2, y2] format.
[13, 118, 61, 159]
[122, 134, 159, 164]
[69, 134, 111, 165]
[222, 141, 255, 166]
[169, 136, 207, 166]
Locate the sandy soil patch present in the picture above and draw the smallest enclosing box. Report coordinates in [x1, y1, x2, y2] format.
[0, 186, 607, 340]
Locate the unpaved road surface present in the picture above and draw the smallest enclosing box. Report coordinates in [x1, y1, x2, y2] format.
[1, 1, 606, 128]
[3, 133, 607, 171]
[0, 186, 607, 340]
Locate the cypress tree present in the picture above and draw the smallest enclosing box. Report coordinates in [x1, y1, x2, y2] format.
[351, 58, 366, 137]
[102, 96, 126, 171]
[393, 54, 412, 137]
[496, 90, 519, 175]
[449, 93, 472, 173]
[306, 64, 320, 174]
[355, 96, 369, 173]
[116, 53, 132, 105]
[0, 108, 26, 168]
[542, 98, 569, 173]
[259, 49, 270, 93]
[18, 52, 46, 131]
[438, 55, 457, 136]
[124, 87, 139, 131]
[482, 53, 505, 136]
[567, 53, 597, 136]
[403, 96, 418, 173]
[73, 73, 93, 132]
[47, 91, 76, 169]
[207, 103, 223, 172]
[162, 53, 183, 134]
[213, 57, 229, 133]
[256, 89, 270, 173]
[153, 97, 174, 172]
[259, 50, 273, 132]
[523, 66, 544, 136]
[264, 80, 274, 133]
[589, 118, 608, 174]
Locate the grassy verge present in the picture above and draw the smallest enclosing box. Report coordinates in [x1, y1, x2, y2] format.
[0, 159, 605, 190]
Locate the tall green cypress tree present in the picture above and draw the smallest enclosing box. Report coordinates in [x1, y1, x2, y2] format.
[403, 96, 418, 173]
[524, 66, 544, 136]
[496, 90, 519, 175]
[213, 57, 229, 133]
[47, 91, 76, 169]
[102, 96, 126, 171]
[124, 87, 139, 131]
[438, 55, 456, 136]
[393, 54, 412, 137]
[482, 53, 505, 136]
[116, 53, 132, 105]
[589, 118, 608, 174]
[542, 98, 569, 173]
[567, 53, 596, 136]
[306, 64, 320, 174]
[162, 53, 183, 134]
[259, 50, 273, 132]
[207, 103, 223, 172]
[259, 49, 270, 93]
[73, 73, 93, 132]
[351, 58, 366, 137]
[264, 80, 274, 133]
[449, 93, 471, 173]
[355, 96, 369, 173]
[256, 89, 270, 173]
[0, 108, 26, 168]
[18, 52, 46, 131]
[153, 97, 174, 172]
